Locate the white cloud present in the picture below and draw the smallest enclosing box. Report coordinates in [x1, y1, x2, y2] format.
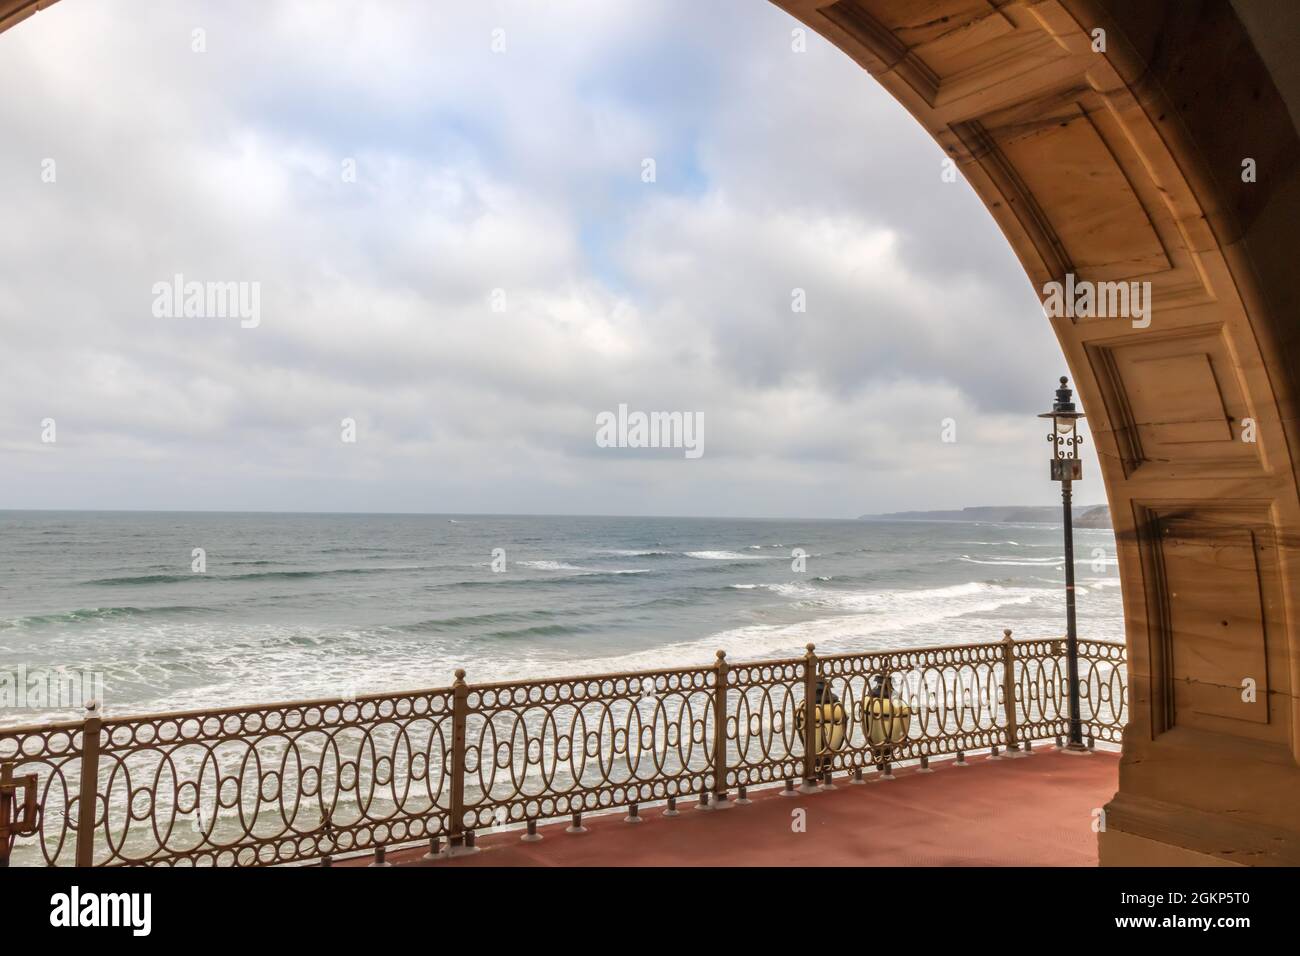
[0, 0, 1097, 517]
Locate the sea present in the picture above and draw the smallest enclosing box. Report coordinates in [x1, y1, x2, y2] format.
[0, 511, 1123, 726]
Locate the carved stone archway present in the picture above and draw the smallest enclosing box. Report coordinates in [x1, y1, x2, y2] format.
[5, 0, 1298, 864]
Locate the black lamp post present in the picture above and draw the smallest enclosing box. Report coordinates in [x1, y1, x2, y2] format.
[1039, 376, 1088, 752]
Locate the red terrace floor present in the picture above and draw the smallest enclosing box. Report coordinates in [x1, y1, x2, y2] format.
[350, 749, 1118, 868]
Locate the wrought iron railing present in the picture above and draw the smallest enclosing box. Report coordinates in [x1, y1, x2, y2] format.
[0, 632, 1125, 867]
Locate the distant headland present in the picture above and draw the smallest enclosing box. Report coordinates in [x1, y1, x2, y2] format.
[859, 504, 1112, 528]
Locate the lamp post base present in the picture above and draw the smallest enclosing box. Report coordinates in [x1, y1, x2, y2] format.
[1058, 741, 1091, 754]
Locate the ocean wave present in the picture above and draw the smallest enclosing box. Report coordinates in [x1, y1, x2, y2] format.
[685, 550, 769, 561]
[1, 605, 216, 629]
[437, 570, 647, 590]
[748, 579, 1039, 615]
[434, 578, 569, 591]
[760, 582, 822, 599]
[593, 549, 676, 558]
[699, 582, 1039, 656]
[535, 582, 1041, 677]
[728, 576, 844, 591]
[959, 555, 1064, 567]
[242, 566, 428, 579]
[84, 574, 191, 586]
[484, 623, 598, 640]
[492, 566, 652, 578]
[84, 567, 426, 586]
[394, 609, 560, 633]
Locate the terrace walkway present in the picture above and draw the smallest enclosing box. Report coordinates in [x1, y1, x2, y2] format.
[365, 749, 1117, 868]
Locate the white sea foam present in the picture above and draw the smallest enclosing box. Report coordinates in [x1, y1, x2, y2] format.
[759, 582, 822, 599]
[541, 582, 1044, 674]
[686, 550, 768, 560]
[772, 580, 1038, 613]
[594, 549, 674, 557]
[518, 560, 584, 571]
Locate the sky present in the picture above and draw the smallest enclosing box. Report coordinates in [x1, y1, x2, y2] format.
[0, 0, 1100, 518]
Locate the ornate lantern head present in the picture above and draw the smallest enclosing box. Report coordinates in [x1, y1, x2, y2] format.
[1038, 375, 1084, 481]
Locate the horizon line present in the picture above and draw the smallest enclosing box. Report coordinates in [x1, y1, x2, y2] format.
[0, 504, 1105, 520]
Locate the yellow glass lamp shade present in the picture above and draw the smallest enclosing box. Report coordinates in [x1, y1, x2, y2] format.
[859, 697, 912, 746]
[794, 702, 847, 754]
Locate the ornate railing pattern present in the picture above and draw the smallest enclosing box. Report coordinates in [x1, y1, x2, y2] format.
[1015, 638, 1126, 745]
[0, 634, 1125, 867]
[1, 690, 455, 867]
[459, 665, 719, 830]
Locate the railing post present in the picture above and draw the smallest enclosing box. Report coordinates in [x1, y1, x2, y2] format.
[1001, 630, 1020, 755]
[712, 650, 730, 808]
[800, 643, 820, 793]
[448, 668, 469, 850]
[0, 761, 36, 867]
[0, 760, 16, 867]
[76, 703, 102, 867]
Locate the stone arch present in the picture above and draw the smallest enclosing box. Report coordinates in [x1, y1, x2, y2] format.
[5, 0, 1298, 863]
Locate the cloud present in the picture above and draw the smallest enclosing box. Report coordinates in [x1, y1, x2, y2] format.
[0, 0, 1094, 517]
